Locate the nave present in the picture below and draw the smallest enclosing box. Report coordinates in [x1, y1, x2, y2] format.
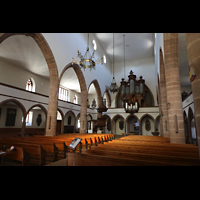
[46, 134, 200, 166]
[1, 133, 199, 166]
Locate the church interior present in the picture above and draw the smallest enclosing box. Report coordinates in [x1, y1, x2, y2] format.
[0, 33, 199, 166]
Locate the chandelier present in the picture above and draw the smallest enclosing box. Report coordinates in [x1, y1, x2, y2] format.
[72, 33, 105, 71]
[106, 33, 119, 93]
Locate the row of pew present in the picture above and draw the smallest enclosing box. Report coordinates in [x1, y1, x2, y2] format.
[66, 135, 200, 166]
[0, 133, 114, 166]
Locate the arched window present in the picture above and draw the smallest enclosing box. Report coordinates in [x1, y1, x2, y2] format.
[26, 78, 35, 92]
[74, 95, 78, 104]
[59, 86, 69, 101]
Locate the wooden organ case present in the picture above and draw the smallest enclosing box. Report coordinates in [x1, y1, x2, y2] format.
[120, 70, 145, 114]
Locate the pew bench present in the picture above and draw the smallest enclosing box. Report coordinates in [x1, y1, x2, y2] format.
[120, 135, 170, 143]
[6, 137, 68, 159]
[91, 145, 199, 158]
[67, 151, 178, 166]
[0, 146, 31, 166]
[0, 141, 47, 166]
[81, 149, 200, 166]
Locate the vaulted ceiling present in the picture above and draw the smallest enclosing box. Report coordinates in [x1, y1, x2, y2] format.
[0, 33, 191, 94]
[0, 35, 49, 78]
[94, 33, 155, 62]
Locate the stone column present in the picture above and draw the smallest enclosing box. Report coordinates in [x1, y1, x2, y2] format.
[158, 82, 163, 136]
[45, 80, 59, 136]
[159, 49, 170, 137]
[79, 89, 87, 133]
[164, 33, 185, 143]
[185, 33, 200, 153]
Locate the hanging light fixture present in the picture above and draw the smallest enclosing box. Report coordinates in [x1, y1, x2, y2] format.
[106, 33, 119, 93]
[120, 35, 143, 114]
[72, 33, 105, 71]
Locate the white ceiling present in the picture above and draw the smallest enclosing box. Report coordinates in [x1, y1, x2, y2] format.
[94, 33, 155, 62]
[0, 35, 49, 78]
[0, 33, 191, 94]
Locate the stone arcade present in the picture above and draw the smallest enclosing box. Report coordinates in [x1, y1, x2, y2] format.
[0, 33, 199, 166]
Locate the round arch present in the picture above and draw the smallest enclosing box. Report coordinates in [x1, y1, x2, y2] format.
[56, 108, 64, 135]
[88, 79, 103, 108]
[0, 99, 27, 136]
[26, 104, 47, 118]
[188, 107, 197, 144]
[102, 114, 111, 133]
[111, 114, 125, 136]
[103, 90, 111, 108]
[59, 62, 87, 133]
[64, 110, 77, 133]
[0, 99, 26, 118]
[155, 114, 161, 135]
[125, 114, 139, 134]
[183, 110, 190, 143]
[0, 33, 59, 137]
[115, 86, 122, 108]
[139, 113, 155, 135]
[57, 108, 64, 121]
[25, 104, 48, 136]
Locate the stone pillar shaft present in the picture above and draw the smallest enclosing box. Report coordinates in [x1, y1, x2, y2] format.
[164, 33, 185, 143]
[186, 33, 200, 156]
[159, 49, 170, 137]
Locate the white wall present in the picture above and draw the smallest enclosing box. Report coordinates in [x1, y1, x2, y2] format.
[30, 109, 46, 128]
[0, 58, 50, 96]
[64, 112, 75, 126]
[182, 93, 194, 117]
[88, 93, 98, 108]
[155, 33, 164, 80]
[141, 116, 154, 136]
[115, 117, 125, 135]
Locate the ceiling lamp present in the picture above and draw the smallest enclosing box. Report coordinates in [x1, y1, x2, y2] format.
[106, 33, 119, 93]
[72, 33, 105, 71]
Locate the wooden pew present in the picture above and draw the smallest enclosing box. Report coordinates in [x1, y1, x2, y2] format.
[32, 133, 112, 148]
[120, 135, 170, 143]
[4, 137, 66, 159]
[81, 148, 200, 166]
[0, 140, 46, 166]
[91, 139, 199, 160]
[1, 146, 31, 166]
[0, 133, 115, 166]
[67, 151, 178, 166]
[91, 145, 199, 158]
[104, 139, 198, 151]
[46, 134, 199, 166]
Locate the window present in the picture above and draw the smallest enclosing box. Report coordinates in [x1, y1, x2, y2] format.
[77, 118, 80, 129]
[103, 55, 106, 64]
[93, 40, 97, 51]
[26, 78, 35, 92]
[26, 79, 33, 92]
[59, 86, 69, 101]
[25, 111, 33, 126]
[74, 95, 78, 104]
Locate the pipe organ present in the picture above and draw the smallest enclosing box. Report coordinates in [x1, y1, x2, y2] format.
[120, 70, 145, 114]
